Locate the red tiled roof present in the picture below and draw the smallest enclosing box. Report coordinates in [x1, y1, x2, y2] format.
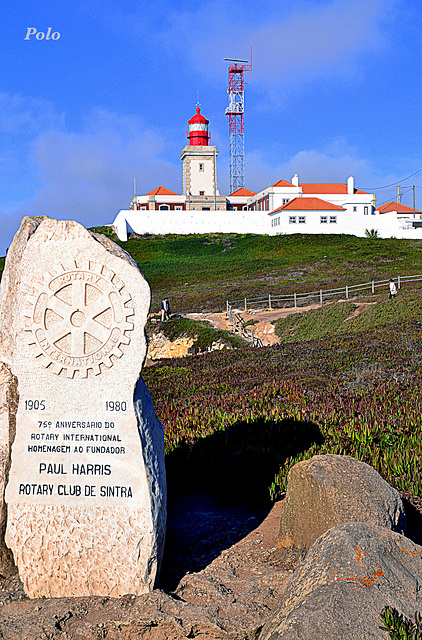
[146, 186, 180, 196]
[377, 201, 422, 214]
[272, 179, 295, 188]
[300, 183, 368, 195]
[270, 197, 346, 214]
[229, 187, 257, 197]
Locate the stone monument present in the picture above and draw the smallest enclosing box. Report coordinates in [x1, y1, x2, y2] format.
[0, 217, 166, 598]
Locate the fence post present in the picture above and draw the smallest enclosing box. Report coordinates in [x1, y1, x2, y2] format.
[398, 275, 401, 290]
[269, 294, 272, 310]
[294, 292, 297, 308]
[244, 297, 247, 313]
[345, 285, 348, 299]
[226, 300, 229, 318]
[251, 329, 254, 345]
[372, 281, 375, 294]
[320, 289, 323, 304]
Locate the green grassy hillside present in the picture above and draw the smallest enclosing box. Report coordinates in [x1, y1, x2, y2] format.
[274, 288, 422, 342]
[2, 230, 422, 507]
[2, 230, 422, 313]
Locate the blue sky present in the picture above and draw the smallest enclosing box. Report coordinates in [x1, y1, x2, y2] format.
[0, 0, 421, 252]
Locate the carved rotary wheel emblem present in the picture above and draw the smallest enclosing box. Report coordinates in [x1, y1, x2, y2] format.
[26, 261, 134, 377]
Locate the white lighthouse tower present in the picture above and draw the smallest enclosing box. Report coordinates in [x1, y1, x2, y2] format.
[180, 106, 226, 211]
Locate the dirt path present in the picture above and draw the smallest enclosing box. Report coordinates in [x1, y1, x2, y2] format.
[185, 305, 321, 346]
[343, 301, 377, 322]
[186, 301, 377, 346]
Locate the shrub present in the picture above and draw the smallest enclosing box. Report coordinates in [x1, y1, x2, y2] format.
[381, 606, 422, 639]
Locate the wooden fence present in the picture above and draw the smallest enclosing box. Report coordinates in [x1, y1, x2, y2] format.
[227, 273, 422, 313]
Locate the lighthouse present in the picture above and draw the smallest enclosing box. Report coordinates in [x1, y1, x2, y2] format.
[187, 106, 210, 146]
[180, 105, 226, 211]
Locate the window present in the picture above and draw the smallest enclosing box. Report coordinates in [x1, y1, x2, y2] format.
[202, 207, 210, 210]
[271, 217, 281, 227]
[199, 163, 204, 171]
[298, 216, 306, 224]
[353, 206, 357, 212]
[364, 206, 369, 215]
[199, 190, 205, 196]
[140, 206, 146, 210]
[174, 206, 182, 210]
[289, 216, 297, 224]
[159, 205, 169, 210]
[283, 198, 290, 205]
[329, 216, 337, 224]
[320, 216, 328, 224]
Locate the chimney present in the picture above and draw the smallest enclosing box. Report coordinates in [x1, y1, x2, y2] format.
[347, 176, 354, 195]
[292, 174, 299, 187]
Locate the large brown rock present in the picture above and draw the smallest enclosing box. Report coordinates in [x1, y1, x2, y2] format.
[0, 217, 167, 598]
[260, 522, 422, 640]
[278, 454, 405, 553]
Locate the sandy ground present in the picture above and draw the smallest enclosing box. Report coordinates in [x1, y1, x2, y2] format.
[185, 301, 377, 346]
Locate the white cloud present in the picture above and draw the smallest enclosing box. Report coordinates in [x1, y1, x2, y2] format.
[245, 138, 400, 195]
[0, 93, 65, 135]
[86, 0, 399, 90]
[181, 0, 400, 90]
[0, 108, 182, 253]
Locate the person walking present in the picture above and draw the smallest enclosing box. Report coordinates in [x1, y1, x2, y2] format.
[389, 279, 397, 300]
[161, 298, 170, 321]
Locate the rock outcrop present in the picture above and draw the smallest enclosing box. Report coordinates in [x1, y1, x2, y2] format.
[278, 454, 406, 553]
[260, 522, 422, 640]
[147, 332, 196, 360]
[146, 331, 233, 362]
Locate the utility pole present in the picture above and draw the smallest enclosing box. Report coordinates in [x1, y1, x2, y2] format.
[397, 185, 406, 203]
[413, 184, 416, 217]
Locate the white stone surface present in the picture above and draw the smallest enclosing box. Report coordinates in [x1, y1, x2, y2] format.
[113, 208, 267, 241]
[1, 217, 166, 597]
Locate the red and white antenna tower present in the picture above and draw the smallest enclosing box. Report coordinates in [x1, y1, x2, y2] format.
[224, 49, 252, 193]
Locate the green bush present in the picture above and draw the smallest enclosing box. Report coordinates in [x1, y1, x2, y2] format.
[381, 606, 422, 639]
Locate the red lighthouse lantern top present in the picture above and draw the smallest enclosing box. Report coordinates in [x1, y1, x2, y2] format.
[187, 106, 210, 146]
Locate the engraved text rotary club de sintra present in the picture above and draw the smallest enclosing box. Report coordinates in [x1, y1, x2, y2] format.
[25, 260, 134, 378]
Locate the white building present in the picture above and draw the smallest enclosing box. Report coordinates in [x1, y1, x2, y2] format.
[113, 108, 422, 241]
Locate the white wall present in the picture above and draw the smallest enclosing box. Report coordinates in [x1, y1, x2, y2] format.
[268, 208, 422, 239]
[114, 209, 267, 241]
[113, 207, 422, 242]
[190, 157, 215, 195]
